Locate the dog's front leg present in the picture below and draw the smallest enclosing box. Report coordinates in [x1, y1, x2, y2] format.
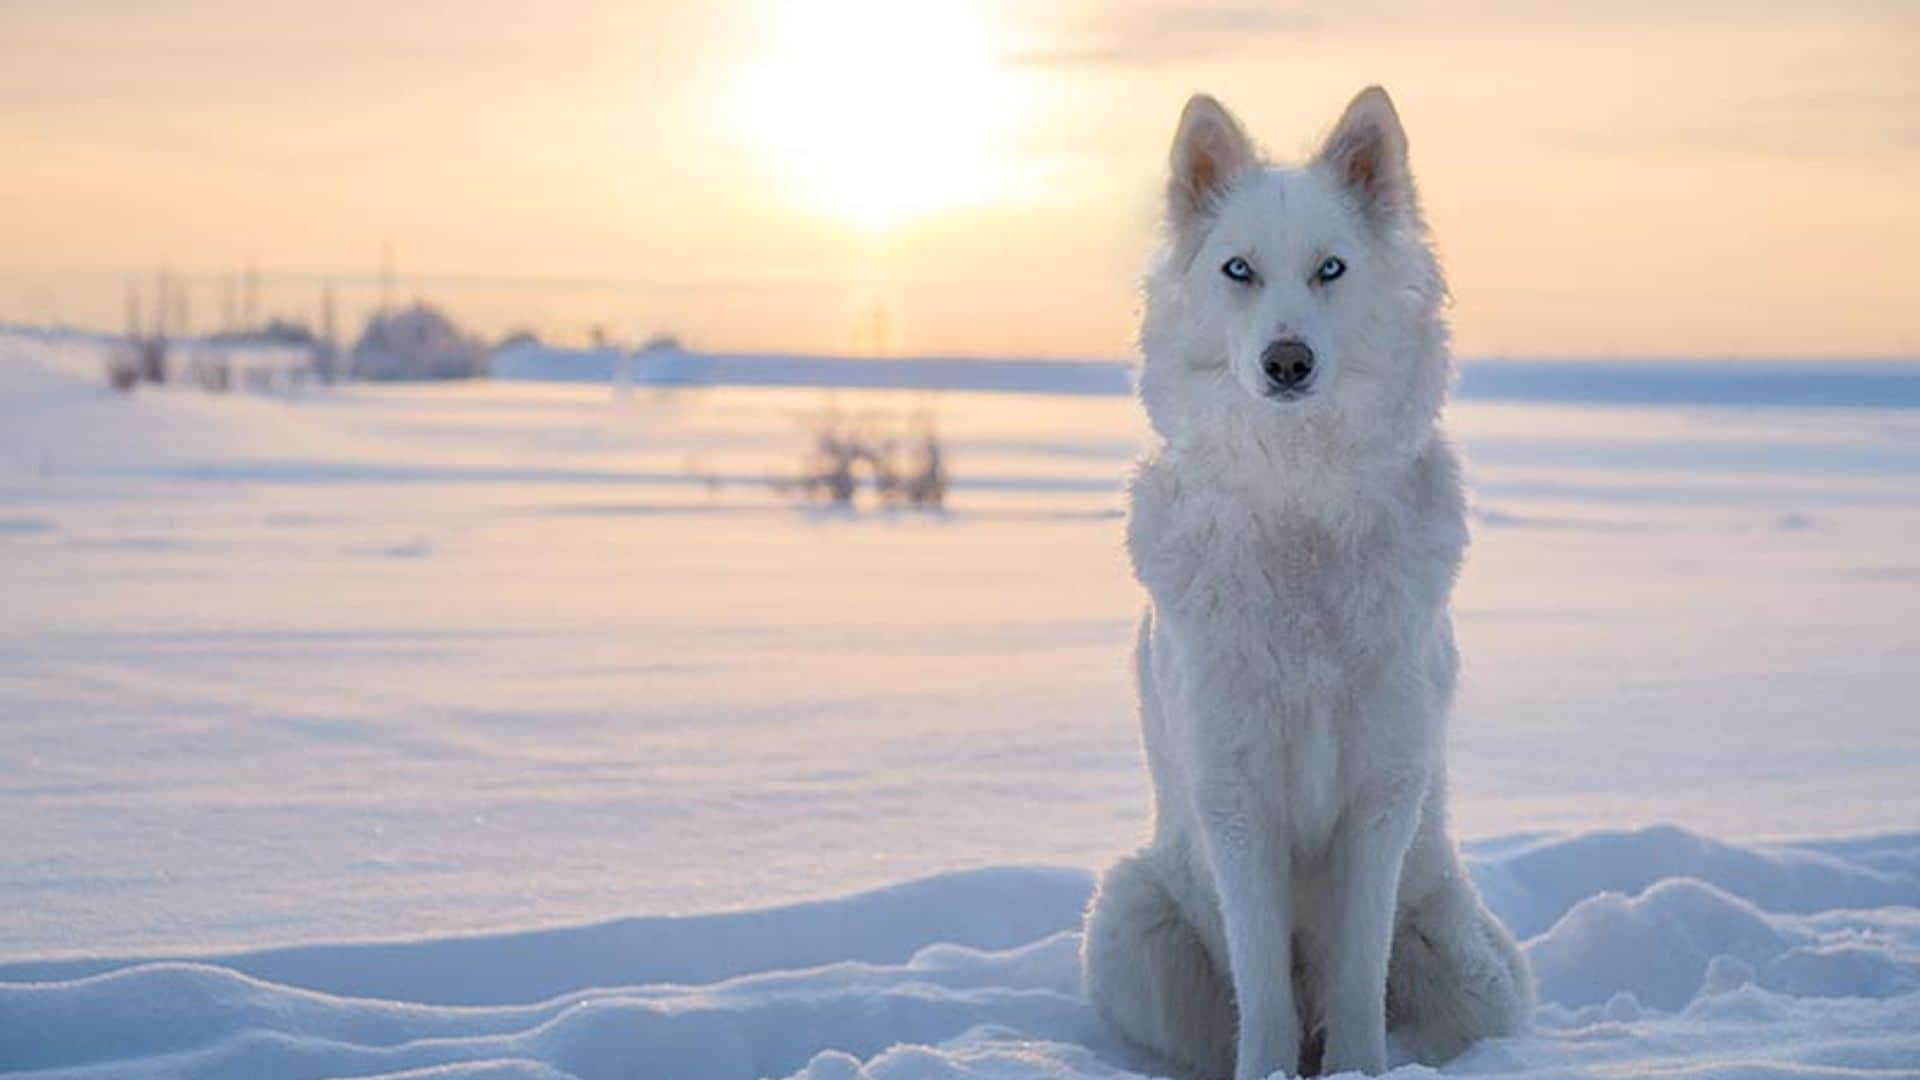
[1320, 781, 1424, 1074]
[1193, 769, 1297, 1080]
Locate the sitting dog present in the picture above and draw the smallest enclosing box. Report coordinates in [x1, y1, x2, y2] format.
[1083, 87, 1533, 1079]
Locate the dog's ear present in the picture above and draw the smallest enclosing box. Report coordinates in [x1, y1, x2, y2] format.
[1169, 94, 1255, 229]
[1315, 86, 1413, 223]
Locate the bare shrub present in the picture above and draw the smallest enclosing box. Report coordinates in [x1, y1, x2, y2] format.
[899, 410, 947, 509]
[105, 348, 141, 393]
[793, 401, 949, 510]
[798, 415, 865, 505]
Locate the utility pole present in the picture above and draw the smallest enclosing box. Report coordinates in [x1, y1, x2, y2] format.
[143, 267, 170, 383]
[124, 279, 142, 341]
[242, 263, 260, 331]
[318, 278, 339, 383]
[152, 268, 168, 343]
[379, 237, 395, 316]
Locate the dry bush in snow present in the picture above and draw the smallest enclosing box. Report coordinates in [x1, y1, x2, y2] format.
[793, 402, 948, 510]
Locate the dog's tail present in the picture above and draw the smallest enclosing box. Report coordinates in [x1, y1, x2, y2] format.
[1387, 864, 1534, 1064]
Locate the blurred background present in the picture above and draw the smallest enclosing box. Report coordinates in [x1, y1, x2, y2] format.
[4, 0, 1916, 357]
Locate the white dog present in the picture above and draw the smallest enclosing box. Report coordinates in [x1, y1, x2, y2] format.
[1082, 88, 1533, 1079]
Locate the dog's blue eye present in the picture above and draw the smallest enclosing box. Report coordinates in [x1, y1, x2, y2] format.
[1315, 256, 1346, 283]
[1221, 257, 1254, 283]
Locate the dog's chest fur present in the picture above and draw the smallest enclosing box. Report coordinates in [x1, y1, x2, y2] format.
[1128, 436, 1466, 850]
[1129, 438, 1464, 679]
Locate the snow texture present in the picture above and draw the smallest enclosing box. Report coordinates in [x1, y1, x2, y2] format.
[3, 329, 1918, 1078]
[3, 830, 1917, 1079]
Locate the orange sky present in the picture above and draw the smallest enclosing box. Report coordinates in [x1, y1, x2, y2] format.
[2, 1, 1916, 357]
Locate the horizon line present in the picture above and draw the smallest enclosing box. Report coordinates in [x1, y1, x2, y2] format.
[9, 322, 1916, 369]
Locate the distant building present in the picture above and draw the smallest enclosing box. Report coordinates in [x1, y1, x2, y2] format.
[495, 328, 543, 352]
[637, 335, 699, 385]
[349, 303, 487, 381]
[201, 318, 316, 349]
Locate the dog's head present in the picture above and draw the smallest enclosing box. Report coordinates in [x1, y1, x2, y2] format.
[1139, 87, 1450, 466]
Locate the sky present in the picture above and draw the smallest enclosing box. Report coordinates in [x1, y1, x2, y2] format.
[1, 0, 1916, 358]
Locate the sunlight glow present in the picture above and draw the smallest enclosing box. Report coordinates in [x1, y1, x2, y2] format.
[735, 0, 1018, 230]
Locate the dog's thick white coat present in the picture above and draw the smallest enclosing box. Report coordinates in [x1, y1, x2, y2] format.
[1083, 88, 1533, 1079]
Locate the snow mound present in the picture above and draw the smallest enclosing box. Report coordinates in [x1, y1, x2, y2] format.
[1471, 825, 1920, 939]
[0, 866, 1093, 1006]
[0, 933, 1103, 1080]
[1527, 877, 1787, 1010]
[4, 828, 1917, 1079]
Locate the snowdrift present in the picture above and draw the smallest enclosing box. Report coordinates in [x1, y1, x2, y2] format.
[5, 827, 1917, 1079]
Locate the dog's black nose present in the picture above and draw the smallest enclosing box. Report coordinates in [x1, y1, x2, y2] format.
[1261, 339, 1316, 393]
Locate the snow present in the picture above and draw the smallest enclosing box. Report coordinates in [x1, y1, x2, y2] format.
[3, 328, 1918, 1078]
[4, 832, 1917, 1079]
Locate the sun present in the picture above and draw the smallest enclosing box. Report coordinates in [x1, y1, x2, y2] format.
[734, 0, 1016, 230]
